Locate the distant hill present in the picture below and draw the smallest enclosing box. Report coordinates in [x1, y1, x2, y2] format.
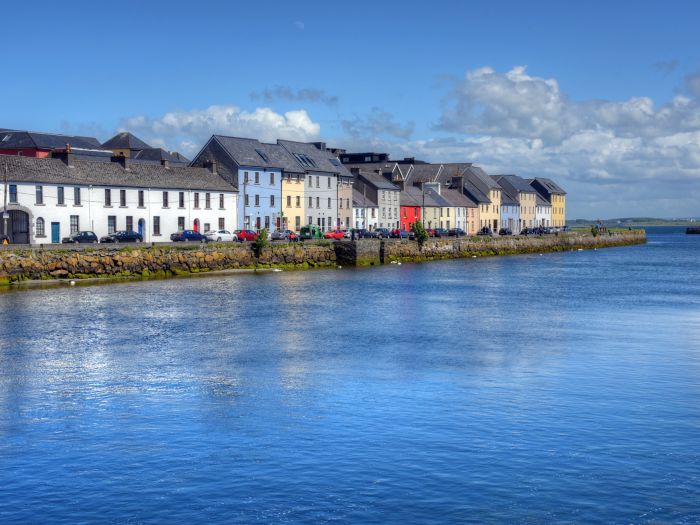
[567, 217, 699, 227]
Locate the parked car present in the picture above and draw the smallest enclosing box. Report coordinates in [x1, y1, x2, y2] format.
[324, 229, 345, 240]
[362, 229, 379, 238]
[299, 225, 323, 240]
[271, 229, 298, 241]
[374, 228, 392, 238]
[171, 230, 207, 242]
[205, 229, 237, 242]
[346, 228, 371, 239]
[101, 230, 143, 243]
[433, 228, 449, 238]
[426, 228, 436, 237]
[498, 228, 513, 236]
[448, 228, 466, 237]
[62, 231, 98, 244]
[390, 229, 409, 239]
[234, 229, 259, 242]
[477, 227, 493, 236]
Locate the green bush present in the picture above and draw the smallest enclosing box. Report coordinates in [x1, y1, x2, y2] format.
[252, 228, 269, 257]
[412, 221, 428, 247]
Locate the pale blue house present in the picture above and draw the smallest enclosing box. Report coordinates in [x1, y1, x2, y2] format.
[190, 135, 303, 232]
[500, 186, 520, 233]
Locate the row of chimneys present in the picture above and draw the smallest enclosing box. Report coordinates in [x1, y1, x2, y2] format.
[51, 146, 218, 175]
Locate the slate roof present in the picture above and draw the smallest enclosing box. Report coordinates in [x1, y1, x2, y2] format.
[209, 135, 304, 174]
[352, 188, 378, 207]
[132, 148, 190, 165]
[409, 164, 443, 183]
[399, 185, 443, 207]
[278, 140, 353, 177]
[356, 170, 400, 191]
[2, 155, 236, 192]
[102, 132, 152, 151]
[464, 165, 501, 193]
[531, 177, 566, 195]
[500, 186, 520, 206]
[461, 179, 491, 204]
[0, 130, 102, 150]
[495, 174, 537, 195]
[535, 193, 552, 207]
[441, 187, 478, 208]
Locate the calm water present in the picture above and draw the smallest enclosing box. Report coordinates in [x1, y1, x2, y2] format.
[1, 227, 699, 524]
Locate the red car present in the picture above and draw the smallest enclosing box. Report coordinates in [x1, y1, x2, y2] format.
[235, 229, 259, 242]
[324, 229, 345, 239]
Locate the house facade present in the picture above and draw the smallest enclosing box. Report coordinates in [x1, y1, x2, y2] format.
[500, 188, 520, 233]
[530, 178, 567, 227]
[0, 152, 237, 244]
[495, 175, 537, 230]
[351, 170, 400, 230]
[352, 188, 378, 230]
[535, 194, 552, 227]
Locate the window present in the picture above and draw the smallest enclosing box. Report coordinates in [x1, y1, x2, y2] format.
[244, 171, 249, 183]
[256, 216, 261, 229]
[70, 215, 79, 234]
[74, 187, 81, 205]
[120, 189, 126, 207]
[36, 217, 45, 237]
[346, 198, 350, 209]
[194, 192, 200, 208]
[295, 216, 300, 230]
[219, 193, 224, 209]
[255, 194, 260, 206]
[328, 197, 331, 209]
[179, 192, 185, 208]
[204, 223, 210, 233]
[163, 191, 169, 207]
[308, 216, 313, 225]
[264, 216, 270, 229]
[105, 188, 112, 206]
[296, 196, 300, 207]
[153, 216, 161, 235]
[205, 193, 211, 209]
[126, 216, 133, 231]
[57, 187, 65, 205]
[339, 198, 343, 209]
[254, 172, 260, 184]
[308, 176, 312, 187]
[270, 172, 275, 185]
[328, 177, 331, 188]
[178, 217, 185, 231]
[255, 148, 270, 163]
[270, 195, 275, 207]
[287, 195, 291, 207]
[244, 194, 249, 206]
[219, 217, 225, 230]
[309, 196, 313, 208]
[108, 215, 116, 234]
[35, 185, 43, 205]
[316, 176, 320, 188]
[316, 197, 320, 208]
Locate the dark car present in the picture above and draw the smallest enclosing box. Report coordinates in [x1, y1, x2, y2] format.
[498, 228, 513, 236]
[448, 228, 466, 237]
[235, 229, 259, 242]
[100, 230, 143, 243]
[62, 231, 98, 244]
[433, 228, 449, 238]
[171, 230, 207, 242]
[477, 227, 493, 236]
[271, 229, 298, 241]
[374, 227, 392, 239]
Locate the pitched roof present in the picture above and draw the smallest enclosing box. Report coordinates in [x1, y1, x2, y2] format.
[132, 148, 190, 165]
[531, 177, 567, 195]
[2, 154, 236, 192]
[101, 132, 152, 151]
[500, 186, 520, 206]
[399, 185, 443, 207]
[356, 170, 400, 191]
[210, 135, 304, 174]
[441, 187, 478, 208]
[462, 179, 491, 204]
[464, 165, 501, 192]
[0, 130, 102, 150]
[535, 193, 551, 207]
[277, 140, 353, 177]
[494, 174, 537, 195]
[352, 187, 378, 207]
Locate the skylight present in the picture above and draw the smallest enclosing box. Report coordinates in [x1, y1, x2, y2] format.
[255, 148, 270, 163]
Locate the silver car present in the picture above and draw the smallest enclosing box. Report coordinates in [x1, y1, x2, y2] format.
[204, 229, 237, 242]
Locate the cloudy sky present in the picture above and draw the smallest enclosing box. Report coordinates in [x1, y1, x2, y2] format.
[4, 0, 700, 218]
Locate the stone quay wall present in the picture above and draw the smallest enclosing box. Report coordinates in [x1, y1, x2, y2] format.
[0, 231, 645, 285]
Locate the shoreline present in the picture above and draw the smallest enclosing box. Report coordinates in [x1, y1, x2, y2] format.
[0, 230, 646, 290]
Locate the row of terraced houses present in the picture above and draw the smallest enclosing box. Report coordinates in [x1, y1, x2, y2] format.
[0, 128, 566, 244]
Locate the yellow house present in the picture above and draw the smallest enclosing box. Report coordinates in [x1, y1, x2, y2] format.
[495, 175, 538, 229]
[460, 167, 502, 232]
[530, 178, 567, 227]
[282, 172, 306, 232]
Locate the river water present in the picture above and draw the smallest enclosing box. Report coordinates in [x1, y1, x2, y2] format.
[1, 227, 699, 524]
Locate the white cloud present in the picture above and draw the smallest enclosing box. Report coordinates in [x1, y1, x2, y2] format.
[119, 104, 320, 156]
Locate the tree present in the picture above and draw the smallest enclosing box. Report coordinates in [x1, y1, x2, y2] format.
[412, 221, 428, 248]
[252, 228, 269, 257]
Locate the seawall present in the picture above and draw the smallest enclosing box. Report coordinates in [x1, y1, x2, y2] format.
[0, 231, 645, 286]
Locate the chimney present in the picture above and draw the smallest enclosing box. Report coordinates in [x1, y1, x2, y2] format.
[111, 153, 130, 170]
[350, 167, 360, 175]
[52, 149, 75, 167]
[205, 160, 217, 175]
[312, 141, 327, 151]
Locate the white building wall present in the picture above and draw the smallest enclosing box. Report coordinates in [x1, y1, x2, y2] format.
[0, 182, 237, 244]
[303, 173, 338, 231]
[377, 189, 400, 229]
[535, 205, 552, 227]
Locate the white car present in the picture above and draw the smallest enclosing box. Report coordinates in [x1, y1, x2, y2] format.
[204, 229, 237, 242]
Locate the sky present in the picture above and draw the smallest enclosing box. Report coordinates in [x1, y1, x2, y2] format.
[3, 0, 700, 219]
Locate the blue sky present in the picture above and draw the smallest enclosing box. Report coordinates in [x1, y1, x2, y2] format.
[4, 0, 700, 218]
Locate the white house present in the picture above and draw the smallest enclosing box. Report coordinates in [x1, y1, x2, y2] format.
[0, 151, 237, 244]
[352, 187, 379, 230]
[535, 194, 552, 228]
